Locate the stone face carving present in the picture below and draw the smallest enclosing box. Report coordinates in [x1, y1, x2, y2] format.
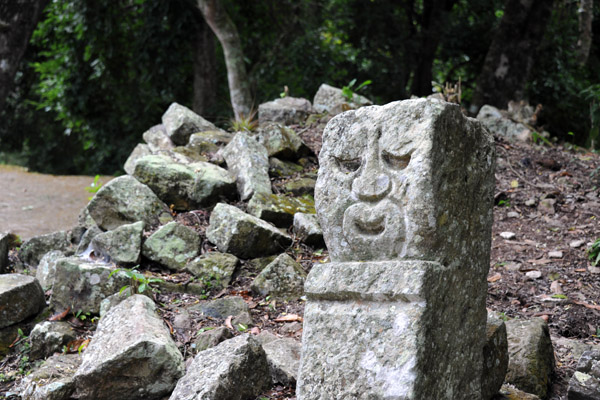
[297, 99, 496, 399]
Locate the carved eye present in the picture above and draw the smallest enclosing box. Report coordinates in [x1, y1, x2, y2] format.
[335, 157, 362, 173]
[382, 150, 411, 170]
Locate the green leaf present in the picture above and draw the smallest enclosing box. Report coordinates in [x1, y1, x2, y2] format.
[108, 268, 122, 278]
[138, 283, 147, 293]
[119, 285, 130, 295]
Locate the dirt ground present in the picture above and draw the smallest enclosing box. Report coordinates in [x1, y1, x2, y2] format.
[1, 127, 600, 399]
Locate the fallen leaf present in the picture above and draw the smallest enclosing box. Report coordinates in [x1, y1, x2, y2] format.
[572, 300, 600, 311]
[487, 273, 502, 283]
[65, 338, 90, 353]
[274, 314, 303, 323]
[510, 180, 519, 188]
[575, 268, 587, 272]
[49, 306, 71, 322]
[225, 315, 234, 330]
[164, 319, 174, 335]
[527, 259, 553, 265]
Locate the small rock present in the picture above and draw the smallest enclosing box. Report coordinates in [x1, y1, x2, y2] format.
[187, 130, 233, 155]
[500, 232, 516, 240]
[91, 221, 144, 265]
[258, 97, 313, 125]
[36, 250, 65, 291]
[537, 198, 556, 214]
[312, 83, 372, 114]
[525, 198, 537, 207]
[526, 270, 542, 280]
[194, 296, 250, 320]
[162, 102, 219, 146]
[76, 225, 103, 254]
[283, 176, 316, 196]
[185, 252, 239, 288]
[268, 157, 304, 177]
[0, 274, 45, 328]
[498, 384, 541, 399]
[193, 326, 233, 352]
[20, 231, 73, 267]
[248, 192, 315, 228]
[567, 350, 600, 399]
[142, 222, 200, 271]
[252, 123, 310, 160]
[142, 124, 174, 152]
[123, 143, 152, 175]
[476, 105, 532, 143]
[507, 211, 520, 218]
[168, 335, 270, 400]
[548, 250, 563, 259]
[19, 353, 81, 400]
[482, 312, 508, 400]
[261, 336, 302, 386]
[293, 212, 324, 247]
[279, 321, 303, 334]
[30, 321, 77, 360]
[570, 240, 585, 248]
[251, 253, 307, 300]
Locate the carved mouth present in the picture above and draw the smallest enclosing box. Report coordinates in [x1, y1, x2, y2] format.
[354, 215, 385, 235]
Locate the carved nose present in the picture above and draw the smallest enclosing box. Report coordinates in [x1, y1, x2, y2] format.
[352, 172, 391, 202]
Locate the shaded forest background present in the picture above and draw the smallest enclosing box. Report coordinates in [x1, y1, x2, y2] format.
[0, 0, 598, 175]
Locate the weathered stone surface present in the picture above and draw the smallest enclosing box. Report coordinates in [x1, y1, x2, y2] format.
[187, 130, 233, 155]
[312, 83, 372, 114]
[142, 124, 174, 152]
[185, 252, 239, 288]
[30, 321, 77, 360]
[283, 176, 316, 195]
[73, 295, 184, 400]
[87, 175, 172, 231]
[252, 123, 310, 160]
[20, 231, 73, 267]
[315, 99, 495, 264]
[293, 212, 324, 247]
[251, 253, 306, 299]
[262, 336, 302, 386]
[35, 250, 64, 291]
[0, 232, 9, 273]
[19, 353, 81, 400]
[258, 96, 313, 125]
[162, 102, 219, 146]
[498, 384, 541, 399]
[207, 203, 292, 259]
[193, 296, 249, 320]
[477, 105, 531, 142]
[248, 192, 315, 228]
[0, 274, 45, 328]
[505, 318, 555, 398]
[91, 221, 144, 265]
[142, 222, 200, 271]
[192, 326, 232, 353]
[168, 334, 270, 400]
[189, 161, 236, 206]
[298, 99, 495, 399]
[124, 143, 152, 175]
[568, 350, 600, 400]
[75, 225, 102, 255]
[49, 257, 129, 314]
[268, 157, 303, 177]
[222, 132, 272, 200]
[483, 312, 509, 400]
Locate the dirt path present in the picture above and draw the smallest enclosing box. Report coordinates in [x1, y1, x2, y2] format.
[0, 165, 112, 240]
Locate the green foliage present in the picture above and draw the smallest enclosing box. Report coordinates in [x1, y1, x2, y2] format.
[341, 79, 372, 102]
[85, 174, 103, 200]
[229, 110, 258, 132]
[588, 239, 600, 267]
[109, 267, 163, 296]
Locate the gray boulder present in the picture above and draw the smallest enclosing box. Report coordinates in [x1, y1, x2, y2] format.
[261, 335, 302, 386]
[482, 312, 509, 399]
[505, 318, 555, 398]
[222, 132, 272, 200]
[142, 222, 200, 271]
[189, 161, 236, 206]
[36, 250, 65, 291]
[0, 232, 8, 273]
[252, 123, 310, 160]
[87, 175, 172, 231]
[123, 143, 151, 175]
[20, 231, 73, 267]
[19, 353, 81, 400]
[268, 157, 303, 177]
[283, 176, 316, 196]
[192, 326, 233, 353]
[187, 130, 233, 155]
[91, 221, 144, 265]
[248, 192, 315, 228]
[258, 96, 313, 125]
[162, 102, 219, 146]
[73, 295, 184, 400]
[567, 350, 600, 399]
[142, 124, 174, 152]
[207, 203, 292, 259]
[476, 105, 531, 142]
[313, 83, 372, 114]
[0, 274, 45, 328]
[30, 321, 77, 360]
[76, 225, 103, 255]
[168, 334, 270, 400]
[194, 296, 249, 320]
[49, 257, 129, 314]
[293, 212, 324, 247]
[185, 252, 239, 288]
[251, 253, 306, 300]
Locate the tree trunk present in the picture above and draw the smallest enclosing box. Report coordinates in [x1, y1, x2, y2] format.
[472, 0, 555, 110]
[0, 0, 49, 115]
[193, 18, 217, 117]
[576, 0, 594, 66]
[196, 0, 252, 120]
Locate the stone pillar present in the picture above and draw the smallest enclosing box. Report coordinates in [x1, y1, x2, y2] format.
[297, 99, 495, 399]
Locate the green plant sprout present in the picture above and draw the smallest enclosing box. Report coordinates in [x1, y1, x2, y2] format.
[85, 175, 103, 200]
[588, 238, 600, 267]
[229, 109, 258, 132]
[109, 267, 163, 296]
[342, 79, 372, 103]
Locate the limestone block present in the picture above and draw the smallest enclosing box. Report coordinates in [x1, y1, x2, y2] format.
[192, 326, 232, 353]
[142, 222, 200, 271]
[293, 212, 324, 247]
[221, 132, 272, 200]
[312, 83, 372, 114]
[20, 231, 73, 267]
[162, 102, 219, 146]
[568, 350, 600, 399]
[0, 274, 45, 328]
[91, 221, 144, 265]
[258, 96, 313, 125]
[251, 253, 306, 300]
[49, 257, 129, 314]
[482, 312, 509, 399]
[207, 203, 292, 259]
[142, 124, 174, 152]
[505, 318, 555, 398]
[35, 250, 64, 291]
[30, 321, 77, 360]
[169, 335, 270, 400]
[123, 143, 151, 175]
[73, 295, 184, 400]
[0, 232, 9, 274]
[86, 175, 172, 231]
[248, 192, 315, 228]
[185, 252, 238, 288]
[252, 123, 311, 160]
[19, 353, 81, 400]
